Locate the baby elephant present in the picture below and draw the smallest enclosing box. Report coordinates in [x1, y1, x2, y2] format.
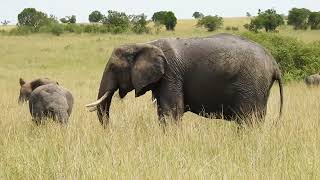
[19, 77, 58, 104]
[305, 74, 320, 87]
[29, 84, 74, 124]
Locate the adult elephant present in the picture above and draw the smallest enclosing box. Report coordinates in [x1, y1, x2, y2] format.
[86, 33, 283, 126]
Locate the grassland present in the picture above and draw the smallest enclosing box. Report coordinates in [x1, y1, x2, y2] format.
[1, 19, 320, 179]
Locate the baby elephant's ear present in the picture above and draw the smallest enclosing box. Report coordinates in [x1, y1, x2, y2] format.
[19, 78, 26, 86]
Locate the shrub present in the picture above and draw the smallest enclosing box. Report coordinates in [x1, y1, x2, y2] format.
[89, 10, 104, 23]
[9, 26, 33, 35]
[248, 9, 284, 32]
[153, 21, 164, 34]
[130, 14, 150, 34]
[308, 12, 320, 30]
[103, 10, 130, 33]
[225, 26, 231, 30]
[152, 11, 177, 31]
[288, 8, 311, 30]
[50, 24, 64, 36]
[197, 15, 223, 31]
[241, 32, 320, 81]
[192, 12, 204, 19]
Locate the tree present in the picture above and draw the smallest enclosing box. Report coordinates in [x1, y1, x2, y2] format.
[308, 11, 320, 30]
[288, 8, 311, 30]
[60, 15, 76, 24]
[193, 12, 204, 19]
[246, 12, 251, 17]
[152, 11, 167, 23]
[103, 10, 130, 33]
[89, 10, 104, 23]
[69, 15, 76, 23]
[17, 8, 49, 31]
[130, 14, 150, 34]
[197, 15, 223, 31]
[248, 9, 284, 32]
[152, 11, 177, 31]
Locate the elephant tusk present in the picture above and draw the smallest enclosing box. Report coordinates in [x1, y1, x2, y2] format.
[85, 91, 109, 108]
[89, 106, 97, 112]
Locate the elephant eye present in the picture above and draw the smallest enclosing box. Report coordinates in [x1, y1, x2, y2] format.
[124, 53, 135, 62]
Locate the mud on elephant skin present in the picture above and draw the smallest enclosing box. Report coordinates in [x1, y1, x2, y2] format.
[86, 33, 284, 126]
[18, 77, 59, 104]
[29, 84, 74, 124]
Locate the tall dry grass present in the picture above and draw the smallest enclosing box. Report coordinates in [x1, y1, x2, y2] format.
[0, 20, 320, 179]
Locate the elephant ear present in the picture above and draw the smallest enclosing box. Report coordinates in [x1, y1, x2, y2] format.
[19, 78, 26, 86]
[131, 45, 166, 96]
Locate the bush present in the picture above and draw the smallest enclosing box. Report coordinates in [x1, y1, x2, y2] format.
[89, 10, 104, 23]
[241, 32, 320, 81]
[130, 14, 150, 34]
[50, 24, 64, 36]
[9, 26, 33, 35]
[288, 8, 311, 30]
[308, 12, 320, 30]
[103, 10, 130, 33]
[248, 9, 284, 32]
[152, 11, 177, 31]
[197, 15, 223, 31]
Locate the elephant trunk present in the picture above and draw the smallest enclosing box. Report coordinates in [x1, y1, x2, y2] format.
[86, 69, 117, 127]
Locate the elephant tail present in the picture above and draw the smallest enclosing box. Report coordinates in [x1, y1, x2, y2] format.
[275, 74, 284, 119]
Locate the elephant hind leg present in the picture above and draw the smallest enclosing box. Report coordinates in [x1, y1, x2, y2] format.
[232, 102, 267, 126]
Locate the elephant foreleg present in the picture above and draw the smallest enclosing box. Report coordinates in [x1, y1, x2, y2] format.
[158, 92, 184, 123]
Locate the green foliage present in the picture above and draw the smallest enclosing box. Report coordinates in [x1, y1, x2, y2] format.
[152, 11, 167, 23]
[152, 11, 177, 31]
[197, 15, 223, 31]
[288, 8, 311, 30]
[17, 8, 49, 32]
[192, 12, 204, 19]
[9, 26, 33, 35]
[248, 9, 284, 32]
[242, 32, 320, 81]
[89, 10, 104, 23]
[60, 15, 76, 24]
[103, 10, 130, 33]
[308, 12, 320, 30]
[50, 24, 64, 36]
[130, 14, 150, 34]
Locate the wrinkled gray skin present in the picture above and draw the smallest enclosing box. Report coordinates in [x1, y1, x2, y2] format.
[88, 33, 283, 126]
[305, 74, 320, 86]
[18, 78, 59, 104]
[29, 84, 74, 124]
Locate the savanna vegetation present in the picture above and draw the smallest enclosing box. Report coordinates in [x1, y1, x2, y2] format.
[0, 7, 320, 179]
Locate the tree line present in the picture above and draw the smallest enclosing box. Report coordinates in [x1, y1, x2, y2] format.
[244, 8, 320, 32]
[1, 7, 320, 35]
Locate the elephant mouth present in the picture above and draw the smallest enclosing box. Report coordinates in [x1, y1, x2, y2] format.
[119, 89, 130, 98]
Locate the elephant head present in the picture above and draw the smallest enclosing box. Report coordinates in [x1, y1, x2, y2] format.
[86, 43, 166, 126]
[18, 78, 59, 104]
